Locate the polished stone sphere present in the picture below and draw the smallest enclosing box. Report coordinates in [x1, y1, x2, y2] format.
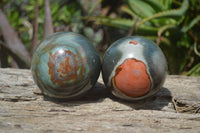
[31, 32, 101, 99]
[102, 36, 167, 101]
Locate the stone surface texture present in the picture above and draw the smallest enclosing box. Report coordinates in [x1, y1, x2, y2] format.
[0, 68, 200, 133]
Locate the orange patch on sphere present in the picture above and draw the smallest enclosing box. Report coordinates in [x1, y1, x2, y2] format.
[129, 40, 138, 45]
[114, 58, 151, 97]
[48, 50, 80, 85]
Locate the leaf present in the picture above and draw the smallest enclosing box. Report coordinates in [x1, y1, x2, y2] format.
[162, 0, 172, 10]
[184, 63, 200, 76]
[126, 0, 158, 18]
[181, 15, 200, 33]
[120, 5, 140, 18]
[194, 42, 200, 57]
[12, 12, 19, 20]
[38, 0, 44, 6]
[87, 16, 158, 35]
[136, 0, 189, 27]
[87, 0, 103, 16]
[158, 24, 177, 37]
[140, 0, 165, 11]
[51, 3, 59, 15]
[24, 5, 34, 11]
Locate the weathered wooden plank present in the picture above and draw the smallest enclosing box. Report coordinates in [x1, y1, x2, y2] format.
[0, 68, 200, 133]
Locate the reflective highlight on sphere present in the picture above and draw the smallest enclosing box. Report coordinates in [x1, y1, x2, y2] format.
[31, 32, 101, 99]
[102, 36, 167, 101]
[48, 50, 84, 86]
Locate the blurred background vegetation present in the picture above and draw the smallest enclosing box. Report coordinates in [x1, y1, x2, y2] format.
[0, 0, 199, 76]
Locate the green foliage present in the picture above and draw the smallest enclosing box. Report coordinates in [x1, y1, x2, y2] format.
[54, 3, 82, 32]
[2, 0, 84, 50]
[83, 27, 103, 47]
[87, 0, 200, 75]
[0, 0, 199, 75]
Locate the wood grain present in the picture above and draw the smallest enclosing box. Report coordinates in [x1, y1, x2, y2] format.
[0, 68, 200, 133]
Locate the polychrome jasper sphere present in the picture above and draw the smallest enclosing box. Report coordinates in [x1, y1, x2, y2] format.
[31, 32, 101, 99]
[102, 36, 167, 101]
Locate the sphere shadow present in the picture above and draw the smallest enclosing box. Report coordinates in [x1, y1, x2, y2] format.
[111, 87, 172, 110]
[42, 82, 112, 106]
[43, 82, 172, 111]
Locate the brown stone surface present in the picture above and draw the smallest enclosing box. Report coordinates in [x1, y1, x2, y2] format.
[0, 68, 200, 133]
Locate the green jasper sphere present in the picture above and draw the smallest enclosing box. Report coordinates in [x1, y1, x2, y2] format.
[31, 32, 101, 99]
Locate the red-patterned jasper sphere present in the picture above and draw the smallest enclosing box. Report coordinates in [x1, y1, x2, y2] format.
[31, 32, 101, 99]
[102, 36, 167, 101]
